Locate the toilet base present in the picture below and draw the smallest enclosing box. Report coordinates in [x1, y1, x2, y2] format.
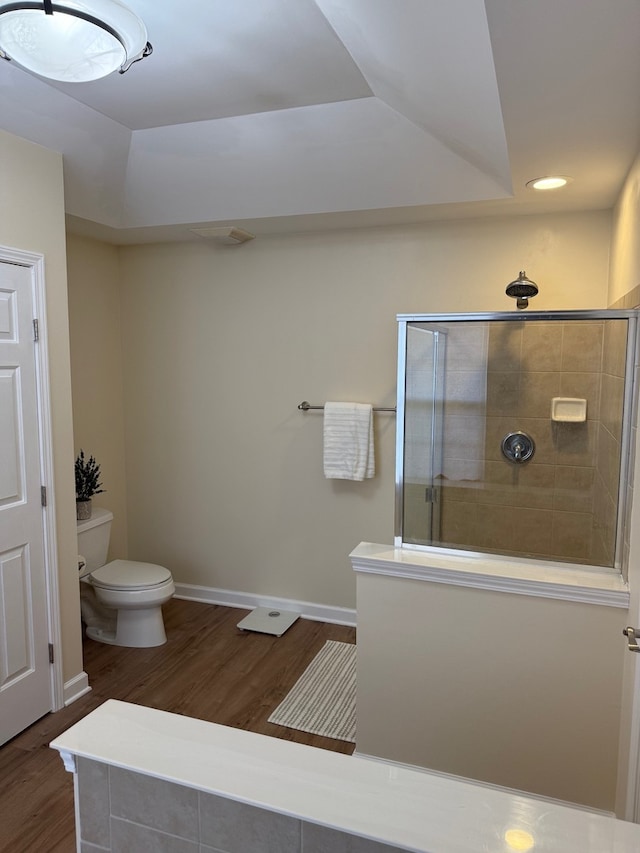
[86, 625, 119, 645]
[86, 605, 168, 648]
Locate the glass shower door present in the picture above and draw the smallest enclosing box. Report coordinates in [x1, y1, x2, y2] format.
[400, 325, 445, 545]
[396, 311, 638, 569]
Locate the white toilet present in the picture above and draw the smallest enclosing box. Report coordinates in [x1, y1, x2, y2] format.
[77, 508, 175, 648]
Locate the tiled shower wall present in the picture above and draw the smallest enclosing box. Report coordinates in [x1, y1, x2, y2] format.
[592, 321, 627, 566]
[75, 758, 405, 853]
[438, 320, 624, 566]
[608, 290, 640, 580]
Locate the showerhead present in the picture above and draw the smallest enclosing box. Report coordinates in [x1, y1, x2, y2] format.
[506, 271, 538, 309]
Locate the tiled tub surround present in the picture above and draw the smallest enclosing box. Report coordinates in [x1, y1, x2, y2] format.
[51, 700, 640, 853]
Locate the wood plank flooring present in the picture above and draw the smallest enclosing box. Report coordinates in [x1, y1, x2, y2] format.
[0, 599, 356, 853]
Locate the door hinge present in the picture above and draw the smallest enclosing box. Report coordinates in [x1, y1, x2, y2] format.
[425, 486, 438, 503]
[41, 486, 47, 507]
[48, 643, 54, 664]
[33, 318, 39, 342]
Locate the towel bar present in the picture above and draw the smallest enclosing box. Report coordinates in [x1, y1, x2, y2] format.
[298, 400, 396, 413]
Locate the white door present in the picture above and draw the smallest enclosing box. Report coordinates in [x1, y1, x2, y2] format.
[0, 260, 51, 744]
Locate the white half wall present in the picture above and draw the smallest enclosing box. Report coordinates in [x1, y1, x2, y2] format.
[355, 568, 625, 811]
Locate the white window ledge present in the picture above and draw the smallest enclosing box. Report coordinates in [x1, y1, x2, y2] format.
[350, 542, 630, 608]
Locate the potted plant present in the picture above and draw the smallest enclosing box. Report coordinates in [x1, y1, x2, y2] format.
[75, 450, 105, 520]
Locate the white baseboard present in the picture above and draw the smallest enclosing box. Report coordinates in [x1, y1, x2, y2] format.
[64, 670, 91, 706]
[173, 583, 357, 627]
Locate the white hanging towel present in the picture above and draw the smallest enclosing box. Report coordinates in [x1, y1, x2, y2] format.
[323, 402, 375, 480]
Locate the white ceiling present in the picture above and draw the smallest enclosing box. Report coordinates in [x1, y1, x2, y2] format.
[1, 0, 639, 243]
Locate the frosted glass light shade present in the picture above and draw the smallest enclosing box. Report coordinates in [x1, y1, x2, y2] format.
[0, 0, 149, 82]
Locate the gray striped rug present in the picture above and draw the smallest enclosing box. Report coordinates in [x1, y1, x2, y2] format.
[268, 640, 356, 743]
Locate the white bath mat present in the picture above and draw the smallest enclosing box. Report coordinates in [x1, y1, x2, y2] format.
[268, 640, 356, 742]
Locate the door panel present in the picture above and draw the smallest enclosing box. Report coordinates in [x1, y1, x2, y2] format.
[0, 262, 50, 744]
[0, 369, 23, 506]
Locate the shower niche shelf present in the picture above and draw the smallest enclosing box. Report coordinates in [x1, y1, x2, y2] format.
[551, 397, 587, 423]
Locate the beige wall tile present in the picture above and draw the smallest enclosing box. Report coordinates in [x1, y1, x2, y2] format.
[486, 372, 519, 416]
[438, 481, 479, 503]
[518, 372, 561, 418]
[521, 322, 563, 371]
[474, 504, 519, 552]
[602, 320, 628, 377]
[551, 512, 592, 561]
[443, 323, 488, 371]
[553, 466, 595, 513]
[511, 463, 556, 510]
[442, 370, 487, 418]
[558, 372, 601, 421]
[592, 475, 618, 565]
[600, 373, 624, 441]
[503, 507, 554, 556]
[487, 322, 523, 372]
[476, 460, 516, 506]
[443, 415, 485, 461]
[561, 322, 604, 373]
[596, 424, 623, 500]
[440, 500, 480, 548]
[552, 421, 597, 467]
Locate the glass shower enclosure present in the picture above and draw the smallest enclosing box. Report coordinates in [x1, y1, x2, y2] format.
[395, 311, 639, 571]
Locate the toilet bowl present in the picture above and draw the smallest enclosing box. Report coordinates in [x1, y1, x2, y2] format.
[77, 509, 175, 648]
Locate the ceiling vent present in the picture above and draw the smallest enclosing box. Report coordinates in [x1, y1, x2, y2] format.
[190, 226, 255, 245]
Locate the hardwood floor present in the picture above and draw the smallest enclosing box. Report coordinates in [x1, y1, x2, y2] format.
[0, 599, 356, 853]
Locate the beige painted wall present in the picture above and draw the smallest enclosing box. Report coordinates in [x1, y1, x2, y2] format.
[66, 234, 128, 560]
[609, 149, 640, 306]
[355, 572, 625, 811]
[0, 130, 81, 684]
[110, 211, 610, 608]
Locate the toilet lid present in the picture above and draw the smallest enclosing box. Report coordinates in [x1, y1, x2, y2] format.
[90, 559, 172, 590]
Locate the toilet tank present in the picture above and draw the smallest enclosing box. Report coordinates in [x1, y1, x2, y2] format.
[77, 508, 113, 572]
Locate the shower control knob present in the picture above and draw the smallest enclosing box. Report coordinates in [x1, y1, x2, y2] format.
[501, 431, 535, 464]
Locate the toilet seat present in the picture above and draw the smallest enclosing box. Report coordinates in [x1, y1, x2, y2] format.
[90, 559, 172, 591]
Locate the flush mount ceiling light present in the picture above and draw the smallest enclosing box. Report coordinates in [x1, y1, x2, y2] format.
[0, 0, 152, 83]
[525, 175, 571, 191]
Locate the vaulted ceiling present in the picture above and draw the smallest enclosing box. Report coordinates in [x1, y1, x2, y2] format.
[1, 0, 639, 243]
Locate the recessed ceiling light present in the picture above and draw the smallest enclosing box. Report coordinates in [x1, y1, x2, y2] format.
[526, 176, 571, 191]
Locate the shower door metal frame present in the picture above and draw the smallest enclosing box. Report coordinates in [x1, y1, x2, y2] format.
[395, 309, 640, 574]
[395, 324, 445, 546]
